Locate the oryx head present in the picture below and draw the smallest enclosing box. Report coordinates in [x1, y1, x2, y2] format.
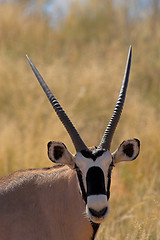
[27, 46, 140, 224]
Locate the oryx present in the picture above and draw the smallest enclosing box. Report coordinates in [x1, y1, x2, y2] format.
[0, 46, 140, 240]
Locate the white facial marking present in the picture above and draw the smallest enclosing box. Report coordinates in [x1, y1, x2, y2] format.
[87, 195, 108, 211]
[86, 195, 109, 223]
[76, 150, 112, 191]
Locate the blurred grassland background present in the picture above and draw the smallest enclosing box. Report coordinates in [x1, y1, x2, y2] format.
[0, 0, 160, 239]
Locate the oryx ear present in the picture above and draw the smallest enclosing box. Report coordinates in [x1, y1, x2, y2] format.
[47, 141, 75, 167]
[112, 138, 140, 164]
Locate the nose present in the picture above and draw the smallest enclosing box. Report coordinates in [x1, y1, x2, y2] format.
[89, 207, 108, 218]
[86, 195, 109, 223]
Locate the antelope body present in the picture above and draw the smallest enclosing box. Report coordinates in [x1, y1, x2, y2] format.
[0, 166, 93, 240]
[0, 47, 140, 240]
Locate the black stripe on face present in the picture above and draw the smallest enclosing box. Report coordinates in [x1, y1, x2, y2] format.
[86, 167, 106, 196]
[75, 166, 87, 204]
[80, 149, 105, 161]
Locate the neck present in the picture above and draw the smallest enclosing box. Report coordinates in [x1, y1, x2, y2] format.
[48, 166, 94, 240]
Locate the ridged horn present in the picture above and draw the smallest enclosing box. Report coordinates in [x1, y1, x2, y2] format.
[98, 46, 132, 150]
[26, 56, 88, 152]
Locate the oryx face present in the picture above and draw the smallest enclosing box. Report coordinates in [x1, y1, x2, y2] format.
[27, 46, 140, 224]
[48, 139, 140, 223]
[75, 149, 112, 223]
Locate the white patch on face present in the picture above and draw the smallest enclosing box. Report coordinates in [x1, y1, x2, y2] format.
[87, 195, 108, 211]
[76, 150, 112, 191]
[86, 195, 109, 223]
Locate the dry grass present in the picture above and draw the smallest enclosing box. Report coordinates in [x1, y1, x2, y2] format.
[0, 1, 160, 239]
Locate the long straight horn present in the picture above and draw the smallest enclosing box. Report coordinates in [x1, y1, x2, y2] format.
[26, 56, 88, 152]
[98, 46, 132, 150]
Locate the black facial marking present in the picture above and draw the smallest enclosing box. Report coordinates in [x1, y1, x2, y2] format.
[107, 167, 112, 200]
[89, 207, 108, 218]
[123, 143, 134, 157]
[54, 146, 64, 160]
[81, 149, 105, 161]
[86, 167, 106, 196]
[75, 165, 87, 204]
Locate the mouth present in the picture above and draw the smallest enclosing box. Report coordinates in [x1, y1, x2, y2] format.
[86, 205, 109, 223]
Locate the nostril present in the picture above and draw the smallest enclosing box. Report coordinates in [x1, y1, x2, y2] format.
[89, 207, 108, 218]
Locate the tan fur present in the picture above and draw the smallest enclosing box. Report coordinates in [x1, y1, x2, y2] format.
[0, 166, 93, 240]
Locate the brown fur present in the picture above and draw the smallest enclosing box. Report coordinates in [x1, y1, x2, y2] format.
[0, 166, 93, 240]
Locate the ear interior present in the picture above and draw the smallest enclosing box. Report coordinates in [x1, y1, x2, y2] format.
[53, 145, 65, 160]
[112, 138, 140, 164]
[48, 141, 75, 167]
